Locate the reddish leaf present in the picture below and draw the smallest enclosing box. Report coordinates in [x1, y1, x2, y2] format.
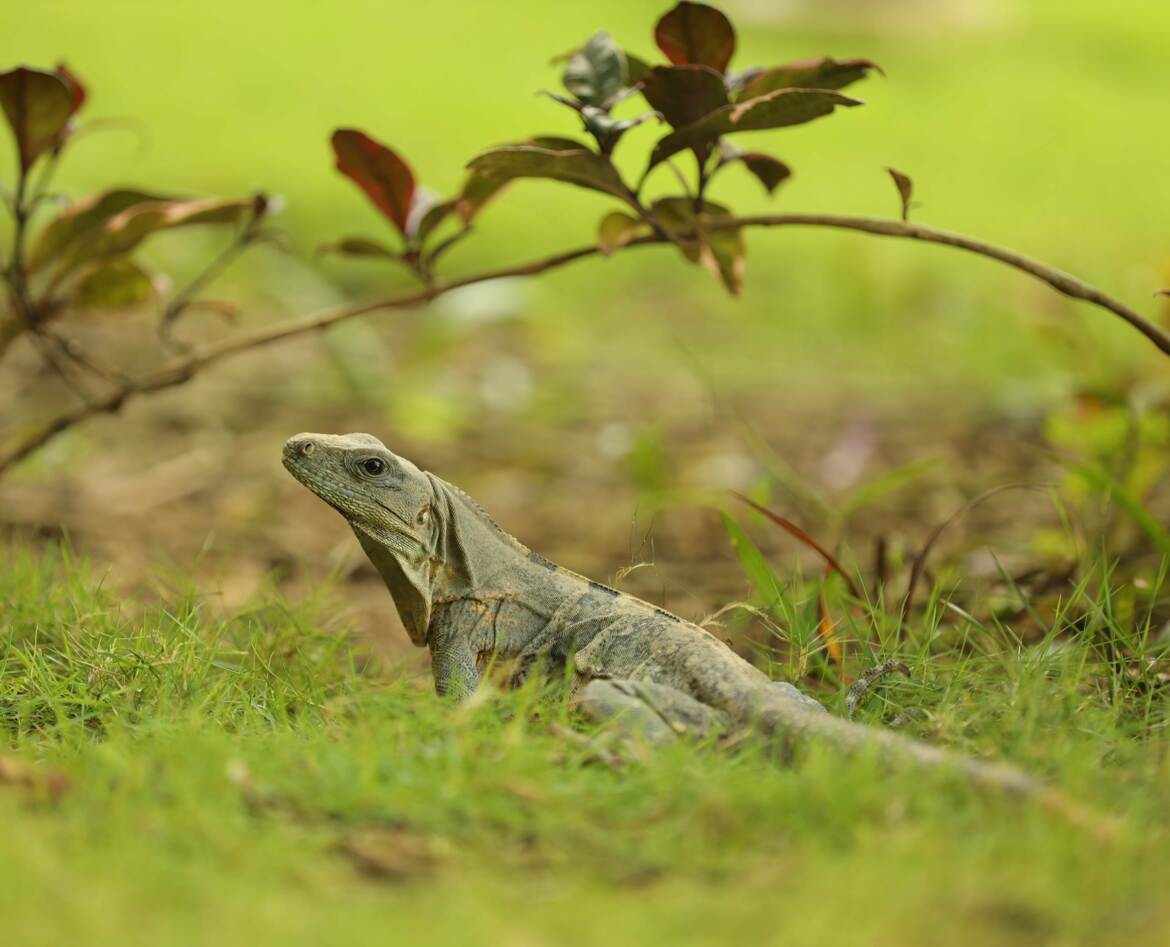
[466, 139, 634, 206]
[54, 62, 87, 115]
[736, 56, 881, 101]
[0, 67, 76, 171]
[887, 166, 914, 221]
[654, 2, 736, 75]
[716, 143, 791, 195]
[731, 492, 863, 600]
[641, 65, 728, 130]
[740, 153, 791, 194]
[331, 128, 417, 236]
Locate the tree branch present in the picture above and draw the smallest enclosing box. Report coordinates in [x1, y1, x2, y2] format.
[721, 214, 1170, 357]
[3, 212, 1167, 476]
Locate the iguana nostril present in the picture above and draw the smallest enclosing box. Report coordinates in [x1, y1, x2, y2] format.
[300, 442, 316, 456]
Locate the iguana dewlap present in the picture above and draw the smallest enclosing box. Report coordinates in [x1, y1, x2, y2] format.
[281, 432, 1051, 800]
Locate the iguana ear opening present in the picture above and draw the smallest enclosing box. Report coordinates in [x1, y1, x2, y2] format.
[354, 529, 432, 646]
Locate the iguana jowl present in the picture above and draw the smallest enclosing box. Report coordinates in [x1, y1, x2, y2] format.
[281, 432, 1050, 800]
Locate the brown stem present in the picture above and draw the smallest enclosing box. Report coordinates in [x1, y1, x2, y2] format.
[159, 223, 257, 345]
[4, 164, 34, 329]
[3, 212, 1168, 475]
[720, 214, 1170, 357]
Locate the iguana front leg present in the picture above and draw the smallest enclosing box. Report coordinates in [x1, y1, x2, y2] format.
[427, 599, 490, 699]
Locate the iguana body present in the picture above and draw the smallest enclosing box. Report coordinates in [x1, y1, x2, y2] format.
[281, 432, 1050, 800]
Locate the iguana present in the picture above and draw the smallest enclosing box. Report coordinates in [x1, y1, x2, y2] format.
[281, 431, 1095, 817]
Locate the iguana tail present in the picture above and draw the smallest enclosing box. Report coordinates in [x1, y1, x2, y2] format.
[752, 692, 1117, 840]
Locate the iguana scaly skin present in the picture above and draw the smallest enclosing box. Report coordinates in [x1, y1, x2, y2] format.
[281, 432, 1063, 803]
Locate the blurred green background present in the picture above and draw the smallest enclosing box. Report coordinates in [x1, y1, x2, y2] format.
[6, 0, 1168, 389]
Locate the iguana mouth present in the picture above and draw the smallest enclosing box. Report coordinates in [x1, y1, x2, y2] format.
[281, 447, 352, 517]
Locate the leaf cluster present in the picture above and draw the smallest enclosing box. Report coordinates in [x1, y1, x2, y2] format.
[0, 65, 274, 346]
[325, 2, 880, 295]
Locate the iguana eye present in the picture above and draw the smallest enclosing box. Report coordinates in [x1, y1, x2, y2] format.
[362, 458, 386, 475]
[416, 507, 430, 525]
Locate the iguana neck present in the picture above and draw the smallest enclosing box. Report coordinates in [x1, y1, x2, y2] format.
[425, 473, 535, 601]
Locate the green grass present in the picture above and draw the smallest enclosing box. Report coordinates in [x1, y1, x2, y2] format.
[3, 544, 1170, 946]
[3, 4, 1170, 942]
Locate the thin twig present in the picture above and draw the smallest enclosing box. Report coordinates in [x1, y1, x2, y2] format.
[4, 164, 34, 328]
[897, 483, 1041, 631]
[36, 327, 134, 386]
[159, 220, 260, 346]
[26, 329, 98, 403]
[718, 214, 1170, 357]
[3, 212, 1169, 474]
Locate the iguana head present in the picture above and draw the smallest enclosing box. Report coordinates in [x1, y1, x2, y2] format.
[282, 432, 444, 645]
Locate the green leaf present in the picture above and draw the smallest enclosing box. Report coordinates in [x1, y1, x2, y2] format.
[59, 196, 263, 273]
[723, 67, 765, 97]
[71, 257, 156, 310]
[580, 107, 661, 155]
[455, 170, 509, 224]
[316, 236, 402, 261]
[655, 2, 737, 75]
[412, 197, 457, 244]
[0, 67, 77, 171]
[647, 88, 862, 170]
[331, 128, 416, 235]
[400, 187, 449, 244]
[652, 197, 745, 295]
[736, 56, 881, 101]
[466, 139, 634, 205]
[597, 211, 645, 255]
[720, 512, 788, 613]
[28, 188, 174, 270]
[563, 31, 626, 107]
